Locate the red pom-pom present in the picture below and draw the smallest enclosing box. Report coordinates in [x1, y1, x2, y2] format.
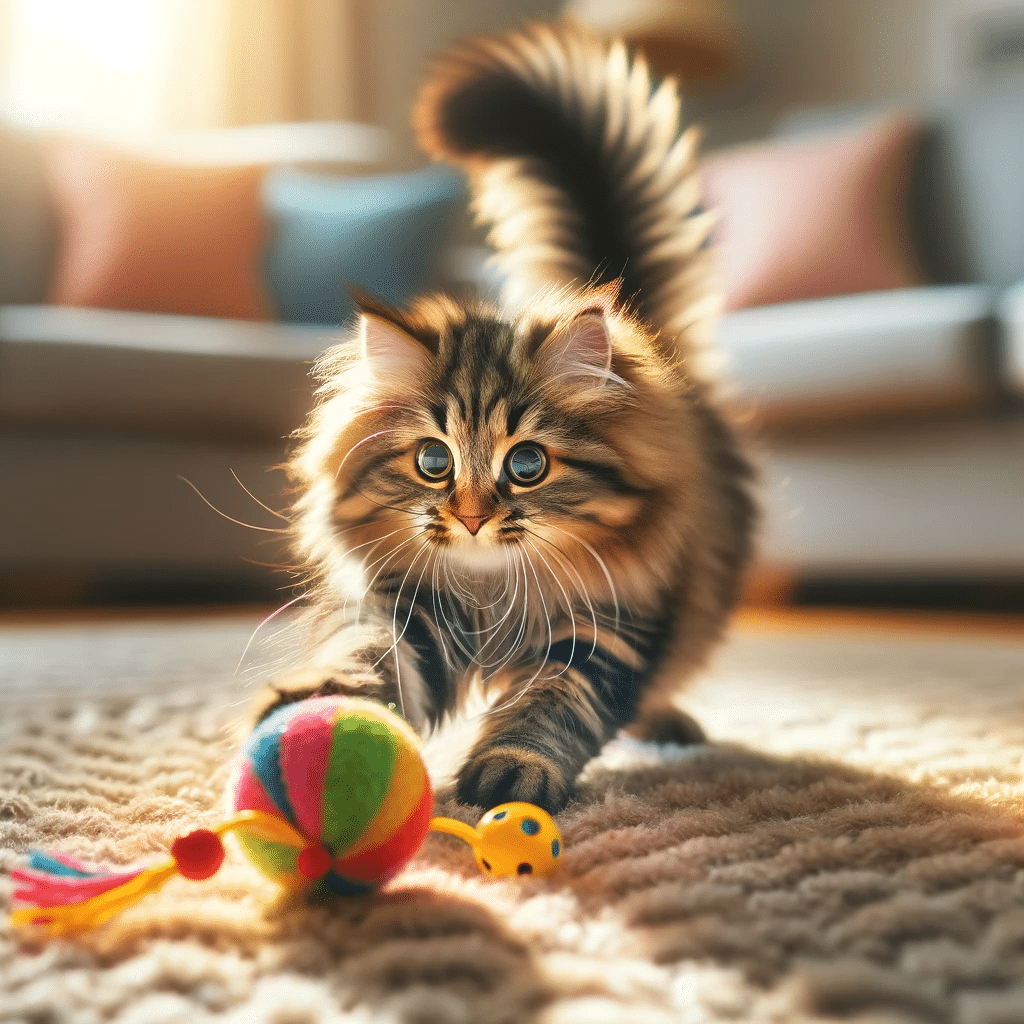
[172, 829, 225, 880]
[297, 844, 332, 880]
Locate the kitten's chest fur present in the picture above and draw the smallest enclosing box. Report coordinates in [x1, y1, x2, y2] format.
[426, 569, 566, 682]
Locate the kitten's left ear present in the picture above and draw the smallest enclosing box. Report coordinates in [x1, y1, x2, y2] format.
[540, 311, 614, 384]
[359, 314, 430, 390]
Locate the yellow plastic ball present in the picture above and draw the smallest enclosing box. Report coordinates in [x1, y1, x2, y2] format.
[472, 802, 563, 878]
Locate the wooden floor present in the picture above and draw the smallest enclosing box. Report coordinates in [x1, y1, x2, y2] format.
[2, 601, 1022, 640]
[734, 604, 1024, 638]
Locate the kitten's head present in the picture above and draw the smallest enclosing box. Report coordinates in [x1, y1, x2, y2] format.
[291, 286, 702, 603]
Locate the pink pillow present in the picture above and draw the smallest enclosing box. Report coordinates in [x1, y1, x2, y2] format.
[45, 137, 274, 321]
[702, 114, 926, 310]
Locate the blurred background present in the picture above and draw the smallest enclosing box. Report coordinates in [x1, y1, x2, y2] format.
[0, 0, 1022, 612]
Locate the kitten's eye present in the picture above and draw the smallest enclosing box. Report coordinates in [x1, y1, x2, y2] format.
[416, 440, 453, 480]
[505, 443, 548, 485]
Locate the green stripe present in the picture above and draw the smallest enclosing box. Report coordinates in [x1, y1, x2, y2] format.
[235, 834, 299, 881]
[321, 712, 397, 855]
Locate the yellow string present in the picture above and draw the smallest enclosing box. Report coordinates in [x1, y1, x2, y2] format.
[428, 816, 480, 850]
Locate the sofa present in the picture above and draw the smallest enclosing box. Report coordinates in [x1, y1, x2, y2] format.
[1, 86, 1022, 608]
[0, 120, 464, 604]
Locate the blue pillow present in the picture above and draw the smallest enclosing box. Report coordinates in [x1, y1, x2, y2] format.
[262, 165, 465, 325]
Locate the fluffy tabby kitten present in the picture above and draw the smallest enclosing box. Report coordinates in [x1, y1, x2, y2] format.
[253, 23, 757, 813]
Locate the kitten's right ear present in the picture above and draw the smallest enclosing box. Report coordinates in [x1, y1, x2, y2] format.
[359, 314, 430, 390]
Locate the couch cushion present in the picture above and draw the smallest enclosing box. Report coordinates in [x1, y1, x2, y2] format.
[44, 137, 274, 321]
[0, 306, 334, 439]
[702, 114, 926, 310]
[263, 165, 465, 325]
[1000, 281, 1024, 395]
[716, 285, 1000, 424]
[778, 88, 1024, 289]
[0, 122, 56, 305]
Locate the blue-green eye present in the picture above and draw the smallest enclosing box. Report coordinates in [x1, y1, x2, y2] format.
[505, 444, 547, 485]
[416, 440, 452, 480]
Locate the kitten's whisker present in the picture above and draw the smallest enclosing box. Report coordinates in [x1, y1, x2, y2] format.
[438, 561, 508, 653]
[385, 541, 432, 668]
[360, 532, 421, 580]
[524, 527, 600, 661]
[234, 593, 307, 676]
[357, 534, 424, 622]
[344, 523, 420, 558]
[430, 557, 453, 667]
[443, 552, 524, 670]
[545, 523, 621, 641]
[230, 469, 291, 523]
[348, 486, 425, 517]
[443, 560, 476, 604]
[436, 572, 478, 662]
[475, 552, 520, 655]
[373, 540, 433, 718]
[494, 545, 551, 701]
[333, 428, 402, 480]
[178, 477, 289, 534]
[520, 541, 555, 686]
[524, 536, 576, 679]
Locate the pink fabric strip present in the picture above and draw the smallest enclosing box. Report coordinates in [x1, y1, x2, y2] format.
[11, 867, 142, 906]
[278, 702, 337, 841]
[54, 852, 100, 874]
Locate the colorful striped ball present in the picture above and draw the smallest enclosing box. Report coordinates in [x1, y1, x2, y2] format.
[230, 696, 433, 895]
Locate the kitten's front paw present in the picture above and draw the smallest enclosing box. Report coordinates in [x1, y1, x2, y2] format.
[456, 746, 570, 813]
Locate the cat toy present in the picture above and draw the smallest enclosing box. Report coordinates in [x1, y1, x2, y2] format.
[10, 696, 563, 935]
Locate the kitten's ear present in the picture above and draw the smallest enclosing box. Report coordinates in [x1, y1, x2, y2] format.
[358, 315, 430, 389]
[540, 311, 614, 384]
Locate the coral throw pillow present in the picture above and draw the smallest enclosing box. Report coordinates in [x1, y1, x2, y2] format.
[45, 138, 273, 320]
[702, 114, 926, 310]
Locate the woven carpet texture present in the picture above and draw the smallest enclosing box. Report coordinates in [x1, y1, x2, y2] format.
[2, 611, 1024, 1023]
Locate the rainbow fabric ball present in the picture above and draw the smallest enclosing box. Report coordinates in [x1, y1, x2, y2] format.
[230, 695, 433, 895]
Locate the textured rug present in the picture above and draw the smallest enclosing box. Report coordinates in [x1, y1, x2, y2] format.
[2, 609, 1024, 1024]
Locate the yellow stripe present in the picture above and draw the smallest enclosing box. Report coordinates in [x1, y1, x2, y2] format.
[341, 728, 429, 858]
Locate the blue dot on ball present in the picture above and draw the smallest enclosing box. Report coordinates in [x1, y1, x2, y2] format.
[493, 811, 507, 821]
[552, 839, 561, 857]
[521, 817, 540, 835]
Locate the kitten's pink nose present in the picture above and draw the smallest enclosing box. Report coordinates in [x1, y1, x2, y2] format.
[456, 514, 491, 536]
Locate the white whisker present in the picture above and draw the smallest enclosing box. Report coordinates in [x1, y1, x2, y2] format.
[524, 536, 576, 679]
[333, 428, 402, 480]
[230, 469, 291, 523]
[525, 527, 599, 660]
[545, 523, 621, 640]
[233, 593, 307, 676]
[179, 477, 288, 534]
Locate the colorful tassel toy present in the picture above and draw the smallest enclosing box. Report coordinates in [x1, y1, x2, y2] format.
[10, 696, 563, 935]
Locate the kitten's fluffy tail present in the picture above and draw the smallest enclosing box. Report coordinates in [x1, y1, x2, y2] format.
[415, 21, 720, 361]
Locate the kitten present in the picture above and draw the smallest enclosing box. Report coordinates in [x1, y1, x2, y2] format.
[253, 23, 757, 813]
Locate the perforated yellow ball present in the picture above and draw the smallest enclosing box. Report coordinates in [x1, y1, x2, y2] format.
[472, 802, 562, 878]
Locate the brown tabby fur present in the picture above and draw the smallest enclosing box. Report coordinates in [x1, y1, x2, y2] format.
[253, 23, 757, 812]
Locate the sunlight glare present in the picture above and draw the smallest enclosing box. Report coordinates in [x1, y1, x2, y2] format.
[2, 0, 172, 134]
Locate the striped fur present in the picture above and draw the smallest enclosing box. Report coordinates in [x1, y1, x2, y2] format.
[254, 24, 757, 813]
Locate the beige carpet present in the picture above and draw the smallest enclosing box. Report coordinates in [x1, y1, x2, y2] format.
[2, 610, 1024, 1024]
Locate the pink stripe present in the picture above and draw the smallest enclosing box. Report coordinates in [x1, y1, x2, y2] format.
[54, 852, 98, 873]
[11, 867, 142, 906]
[232, 759, 283, 819]
[279, 702, 337, 841]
